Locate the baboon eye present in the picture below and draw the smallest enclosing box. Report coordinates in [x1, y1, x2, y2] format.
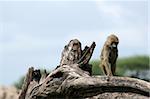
[73, 43, 78, 46]
[111, 42, 114, 45]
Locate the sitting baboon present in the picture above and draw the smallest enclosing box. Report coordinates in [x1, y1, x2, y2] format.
[100, 34, 119, 76]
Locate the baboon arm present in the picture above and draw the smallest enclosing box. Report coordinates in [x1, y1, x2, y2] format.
[111, 63, 116, 75]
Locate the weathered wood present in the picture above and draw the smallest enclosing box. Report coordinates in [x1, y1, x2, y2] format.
[19, 67, 34, 99]
[19, 39, 150, 99]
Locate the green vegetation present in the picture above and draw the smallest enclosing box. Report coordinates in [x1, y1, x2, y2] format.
[14, 76, 25, 89]
[91, 55, 149, 76]
[90, 60, 102, 75]
[116, 55, 149, 75]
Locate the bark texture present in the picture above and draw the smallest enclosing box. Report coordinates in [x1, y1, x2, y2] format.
[19, 39, 150, 99]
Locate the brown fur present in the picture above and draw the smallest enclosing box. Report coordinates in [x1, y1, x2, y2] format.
[100, 34, 119, 76]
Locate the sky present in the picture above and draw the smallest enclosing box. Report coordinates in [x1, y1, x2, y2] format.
[0, 0, 149, 85]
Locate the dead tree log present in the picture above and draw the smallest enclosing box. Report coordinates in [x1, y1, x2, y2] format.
[19, 39, 150, 99]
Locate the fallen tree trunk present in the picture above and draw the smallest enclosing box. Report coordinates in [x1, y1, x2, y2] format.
[19, 39, 150, 99]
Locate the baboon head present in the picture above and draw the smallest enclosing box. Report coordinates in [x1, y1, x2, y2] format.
[106, 34, 119, 48]
[68, 39, 81, 51]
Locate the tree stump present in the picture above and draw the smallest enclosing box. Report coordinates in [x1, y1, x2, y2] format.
[19, 39, 150, 99]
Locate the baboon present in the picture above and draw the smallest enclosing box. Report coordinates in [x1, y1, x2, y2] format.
[100, 34, 119, 76]
[60, 39, 82, 66]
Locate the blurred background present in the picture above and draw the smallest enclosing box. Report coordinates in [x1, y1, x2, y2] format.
[0, 0, 149, 98]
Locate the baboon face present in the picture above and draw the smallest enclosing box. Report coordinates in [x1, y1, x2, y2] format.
[106, 34, 119, 49]
[68, 39, 81, 51]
